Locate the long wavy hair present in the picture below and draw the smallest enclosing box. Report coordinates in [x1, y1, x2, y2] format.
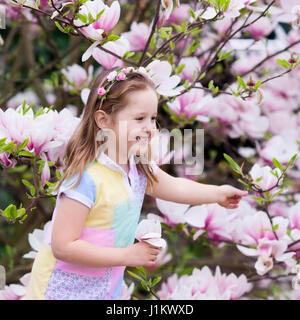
[54, 67, 159, 194]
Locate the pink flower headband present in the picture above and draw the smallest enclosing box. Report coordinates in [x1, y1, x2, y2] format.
[97, 66, 152, 109]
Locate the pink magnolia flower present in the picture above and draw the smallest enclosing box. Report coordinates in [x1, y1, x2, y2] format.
[23, 221, 51, 259]
[154, 197, 190, 226]
[205, 95, 238, 125]
[178, 57, 203, 82]
[257, 135, 299, 166]
[224, 97, 269, 139]
[0, 273, 31, 300]
[0, 106, 80, 169]
[120, 281, 134, 300]
[135, 219, 166, 248]
[224, 0, 256, 18]
[185, 203, 235, 242]
[249, 163, 282, 192]
[74, 0, 120, 40]
[214, 266, 252, 300]
[267, 111, 297, 136]
[86, 36, 130, 69]
[167, 88, 211, 122]
[157, 266, 252, 300]
[231, 51, 267, 75]
[289, 202, 300, 231]
[0, 152, 17, 168]
[122, 22, 150, 51]
[7, 90, 39, 109]
[161, 0, 174, 20]
[61, 64, 93, 91]
[145, 60, 182, 97]
[157, 274, 179, 300]
[244, 14, 275, 40]
[235, 212, 289, 248]
[254, 255, 274, 276]
[165, 4, 190, 25]
[268, 202, 289, 218]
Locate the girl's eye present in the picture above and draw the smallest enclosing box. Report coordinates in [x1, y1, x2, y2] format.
[135, 117, 157, 121]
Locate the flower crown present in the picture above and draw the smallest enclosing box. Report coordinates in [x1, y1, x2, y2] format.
[97, 66, 152, 109]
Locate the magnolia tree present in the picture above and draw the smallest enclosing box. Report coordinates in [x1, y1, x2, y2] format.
[0, 0, 300, 300]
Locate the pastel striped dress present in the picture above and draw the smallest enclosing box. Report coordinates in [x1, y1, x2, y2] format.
[24, 152, 158, 300]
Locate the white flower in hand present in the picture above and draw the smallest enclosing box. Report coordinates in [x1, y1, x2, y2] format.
[135, 219, 166, 248]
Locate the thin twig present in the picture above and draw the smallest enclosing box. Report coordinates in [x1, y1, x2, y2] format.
[138, 0, 161, 66]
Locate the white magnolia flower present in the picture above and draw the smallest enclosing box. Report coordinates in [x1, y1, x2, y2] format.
[135, 219, 166, 248]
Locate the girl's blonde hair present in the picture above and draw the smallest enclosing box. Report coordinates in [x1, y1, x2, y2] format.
[54, 67, 159, 194]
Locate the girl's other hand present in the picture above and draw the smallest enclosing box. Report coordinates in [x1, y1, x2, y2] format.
[124, 242, 160, 268]
[217, 185, 248, 209]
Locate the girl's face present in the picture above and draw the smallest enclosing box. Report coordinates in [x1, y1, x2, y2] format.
[109, 88, 158, 163]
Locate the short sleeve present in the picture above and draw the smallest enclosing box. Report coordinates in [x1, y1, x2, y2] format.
[58, 171, 97, 209]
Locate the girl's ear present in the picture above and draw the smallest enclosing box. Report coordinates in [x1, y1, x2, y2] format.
[94, 110, 111, 129]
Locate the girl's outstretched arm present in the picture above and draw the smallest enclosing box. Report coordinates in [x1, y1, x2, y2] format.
[51, 195, 160, 268]
[146, 166, 248, 208]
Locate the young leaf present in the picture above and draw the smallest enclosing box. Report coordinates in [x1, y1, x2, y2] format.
[272, 158, 283, 172]
[237, 76, 246, 89]
[276, 59, 291, 69]
[223, 153, 243, 175]
[127, 271, 144, 281]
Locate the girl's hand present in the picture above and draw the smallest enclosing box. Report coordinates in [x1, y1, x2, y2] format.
[124, 242, 160, 268]
[217, 185, 248, 209]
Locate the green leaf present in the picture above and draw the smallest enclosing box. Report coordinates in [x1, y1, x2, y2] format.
[2, 204, 17, 219]
[135, 266, 146, 277]
[75, 13, 88, 24]
[272, 224, 279, 232]
[189, 8, 196, 19]
[223, 153, 243, 175]
[17, 138, 29, 153]
[141, 280, 148, 291]
[127, 271, 144, 281]
[55, 22, 69, 34]
[252, 196, 266, 205]
[16, 208, 26, 218]
[30, 186, 36, 197]
[96, 8, 105, 21]
[286, 153, 298, 170]
[208, 80, 214, 89]
[198, 72, 206, 81]
[237, 76, 247, 89]
[102, 34, 120, 45]
[22, 179, 33, 188]
[276, 59, 291, 69]
[271, 188, 284, 200]
[150, 35, 156, 50]
[273, 158, 283, 171]
[18, 150, 34, 157]
[151, 276, 162, 286]
[254, 80, 262, 91]
[175, 64, 185, 75]
[217, 50, 233, 62]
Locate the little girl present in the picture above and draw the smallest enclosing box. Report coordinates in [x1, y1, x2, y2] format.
[24, 67, 247, 300]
